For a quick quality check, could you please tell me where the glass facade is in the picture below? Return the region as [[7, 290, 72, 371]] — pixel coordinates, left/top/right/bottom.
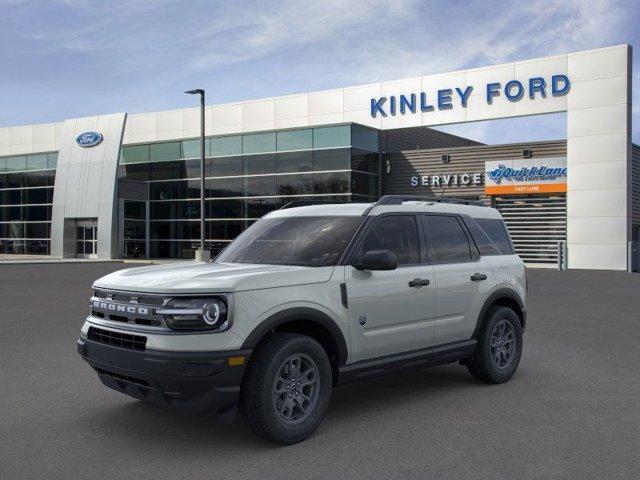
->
[[119, 124, 380, 259], [0, 152, 58, 255]]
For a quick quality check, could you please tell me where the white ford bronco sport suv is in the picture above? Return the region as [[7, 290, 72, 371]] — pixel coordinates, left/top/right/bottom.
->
[[78, 195, 526, 444]]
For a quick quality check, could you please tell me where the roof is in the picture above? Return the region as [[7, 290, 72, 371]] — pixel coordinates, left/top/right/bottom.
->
[[265, 198, 502, 219]]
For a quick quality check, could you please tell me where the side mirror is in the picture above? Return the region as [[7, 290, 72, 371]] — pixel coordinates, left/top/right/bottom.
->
[[355, 249, 398, 271]]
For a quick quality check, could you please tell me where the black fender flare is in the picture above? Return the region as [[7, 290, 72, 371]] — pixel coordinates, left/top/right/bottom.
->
[[472, 288, 526, 338], [241, 307, 349, 367]]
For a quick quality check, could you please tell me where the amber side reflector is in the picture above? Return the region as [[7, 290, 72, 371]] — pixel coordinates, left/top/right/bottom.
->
[[228, 356, 245, 366]]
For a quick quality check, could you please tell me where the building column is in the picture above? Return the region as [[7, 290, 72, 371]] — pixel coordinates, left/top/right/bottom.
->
[[566, 44, 632, 270]]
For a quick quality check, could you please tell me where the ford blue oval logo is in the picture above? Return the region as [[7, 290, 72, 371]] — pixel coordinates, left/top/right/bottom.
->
[[76, 131, 103, 148]]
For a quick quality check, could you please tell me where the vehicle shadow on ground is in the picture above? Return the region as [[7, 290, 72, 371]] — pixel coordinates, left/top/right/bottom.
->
[[78, 364, 491, 451]]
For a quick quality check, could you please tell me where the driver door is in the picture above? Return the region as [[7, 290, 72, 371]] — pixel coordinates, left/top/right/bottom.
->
[[345, 214, 436, 363]]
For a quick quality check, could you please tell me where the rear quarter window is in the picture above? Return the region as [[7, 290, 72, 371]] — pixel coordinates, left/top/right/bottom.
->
[[465, 217, 514, 255]]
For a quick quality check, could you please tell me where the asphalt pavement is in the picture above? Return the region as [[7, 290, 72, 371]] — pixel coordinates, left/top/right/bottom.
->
[[1, 263, 639, 479]]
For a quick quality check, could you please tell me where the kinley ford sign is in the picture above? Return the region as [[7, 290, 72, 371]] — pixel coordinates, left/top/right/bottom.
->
[[370, 74, 570, 117], [409, 157, 568, 195]]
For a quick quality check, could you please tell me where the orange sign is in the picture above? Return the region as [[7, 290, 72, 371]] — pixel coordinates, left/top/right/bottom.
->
[[485, 183, 567, 195]]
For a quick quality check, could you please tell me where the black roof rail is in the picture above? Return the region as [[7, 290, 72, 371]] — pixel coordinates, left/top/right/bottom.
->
[[279, 200, 351, 210], [369, 195, 486, 209]]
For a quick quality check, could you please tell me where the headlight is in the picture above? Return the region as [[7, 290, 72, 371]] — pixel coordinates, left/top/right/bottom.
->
[[157, 297, 230, 332]]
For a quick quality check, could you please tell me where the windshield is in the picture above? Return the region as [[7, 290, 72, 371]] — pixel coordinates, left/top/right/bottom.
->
[[216, 216, 362, 267]]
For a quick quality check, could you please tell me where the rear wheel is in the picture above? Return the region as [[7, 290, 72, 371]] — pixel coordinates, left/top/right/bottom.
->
[[240, 333, 332, 444], [467, 306, 522, 383]]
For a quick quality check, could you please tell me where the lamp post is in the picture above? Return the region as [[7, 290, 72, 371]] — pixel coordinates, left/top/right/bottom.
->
[[184, 89, 208, 261]]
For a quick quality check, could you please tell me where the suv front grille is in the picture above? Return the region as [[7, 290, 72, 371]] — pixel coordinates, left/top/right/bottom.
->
[[88, 326, 147, 351], [90, 290, 169, 329]]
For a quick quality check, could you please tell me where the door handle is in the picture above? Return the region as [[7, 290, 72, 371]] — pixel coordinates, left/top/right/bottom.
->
[[409, 278, 430, 288], [471, 273, 488, 282]]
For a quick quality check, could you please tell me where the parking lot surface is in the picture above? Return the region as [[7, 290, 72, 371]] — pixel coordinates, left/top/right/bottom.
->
[[1, 263, 639, 479]]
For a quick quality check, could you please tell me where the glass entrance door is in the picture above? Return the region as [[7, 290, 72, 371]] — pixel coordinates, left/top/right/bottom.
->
[[76, 221, 98, 258]]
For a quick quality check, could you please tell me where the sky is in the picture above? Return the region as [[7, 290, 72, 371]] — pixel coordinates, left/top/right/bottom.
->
[[0, 0, 638, 144]]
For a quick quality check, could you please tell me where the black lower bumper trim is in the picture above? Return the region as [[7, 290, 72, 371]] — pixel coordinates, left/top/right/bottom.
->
[[78, 338, 251, 416]]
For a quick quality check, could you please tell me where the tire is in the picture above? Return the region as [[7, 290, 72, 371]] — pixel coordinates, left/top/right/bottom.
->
[[467, 306, 523, 384], [240, 332, 332, 444]]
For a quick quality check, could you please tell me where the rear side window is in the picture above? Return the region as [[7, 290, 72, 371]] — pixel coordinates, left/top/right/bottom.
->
[[422, 215, 472, 264], [360, 215, 420, 265], [465, 217, 514, 255]]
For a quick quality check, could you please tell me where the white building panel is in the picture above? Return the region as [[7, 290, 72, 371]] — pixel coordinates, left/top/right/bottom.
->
[[513, 94, 567, 117], [156, 110, 183, 133], [422, 70, 467, 94], [422, 104, 467, 126], [568, 217, 627, 244], [275, 116, 309, 130], [466, 93, 515, 122], [275, 94, 308, 120], [567, 189, 628, 218], [307, 112, 343, 127], [343, 83, 381, 112], [242, 99, 275, 124], [567, 103, 628, 137], [308, 89, 343, 116], [514, 54, 568, 83], [465, 63, 515, 96], [343, 109, 380, 129], [569, 244, 628, 270], [567, 76, 629, 110], [568, 45, 630, 82], [567, 161, 628, 191], [567, 133, 628, 164], [10, 125, 33, 145], [212, 103, 242, 127]]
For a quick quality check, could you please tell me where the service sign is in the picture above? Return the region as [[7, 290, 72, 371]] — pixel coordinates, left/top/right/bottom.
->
[[485, 157, 567, 195]]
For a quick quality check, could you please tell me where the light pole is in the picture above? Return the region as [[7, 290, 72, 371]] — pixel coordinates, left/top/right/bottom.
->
[[185, 89, 208, 261]]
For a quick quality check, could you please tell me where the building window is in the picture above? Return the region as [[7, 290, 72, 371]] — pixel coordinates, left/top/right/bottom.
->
[[313, 126, 350, 149], [0, 151, 57, 255], [277, 129, 313, 151], [120, 123, 380, 259], [150, 142, 181, 162], [211, 136, 242, 157]]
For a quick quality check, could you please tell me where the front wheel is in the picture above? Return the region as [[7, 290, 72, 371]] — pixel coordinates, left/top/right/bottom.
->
[[240, 333, 332, 444], [467, 306, 523, 383]]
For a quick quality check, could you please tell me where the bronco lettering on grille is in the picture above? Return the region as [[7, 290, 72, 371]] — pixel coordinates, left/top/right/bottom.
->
[[91, 300, 149, 315]]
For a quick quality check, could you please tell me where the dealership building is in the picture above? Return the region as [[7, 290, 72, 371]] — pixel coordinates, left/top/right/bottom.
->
[[0, 44, 637, 270]]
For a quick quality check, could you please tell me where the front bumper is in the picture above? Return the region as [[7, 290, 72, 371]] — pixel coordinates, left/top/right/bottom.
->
[[77, 338, 252, 418]]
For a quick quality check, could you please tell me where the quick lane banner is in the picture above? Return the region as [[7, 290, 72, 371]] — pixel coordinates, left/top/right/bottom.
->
[[484, 157, 567, 195]]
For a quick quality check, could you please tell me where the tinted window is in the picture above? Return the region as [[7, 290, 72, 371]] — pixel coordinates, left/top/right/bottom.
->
[[122, 145, 149, 164], [313, 149, 350, 171], [206, 156, 243, 177], [150, 142, 181, 162], [313, 126, 350, 149], [277, 129, 312, 151], [217, 216, 362, 267], [244, 153, 276, 175], [361, 215, 419, 265], [242, 133, 276, 154], [27, 154, 48, 170], [475, 218, 513, 255], [464, 217, 500, 255], [277, 151, 313, 173], [423, 215, 471, 264]]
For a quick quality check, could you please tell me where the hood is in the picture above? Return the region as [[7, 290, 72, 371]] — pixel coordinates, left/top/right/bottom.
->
[[93, 261, 335, 294]]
